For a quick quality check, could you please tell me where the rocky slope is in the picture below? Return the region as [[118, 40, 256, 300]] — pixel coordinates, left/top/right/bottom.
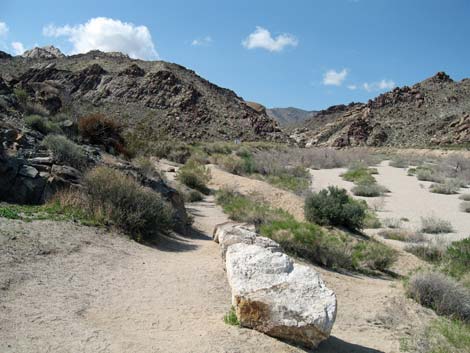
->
[[294, 72, 470, 147], [0, 46, 284, 142], [267, 107, 317, 127]]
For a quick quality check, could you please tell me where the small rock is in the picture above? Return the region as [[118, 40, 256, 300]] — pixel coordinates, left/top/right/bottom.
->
[[18, 165, 39, 178]]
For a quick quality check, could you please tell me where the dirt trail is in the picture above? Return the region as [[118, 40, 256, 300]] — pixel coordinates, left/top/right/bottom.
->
[[0, 160, 433, 353]]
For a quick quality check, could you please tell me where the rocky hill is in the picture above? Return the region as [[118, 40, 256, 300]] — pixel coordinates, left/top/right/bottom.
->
[[267, 107, 317, 127], [293, 72, 470, 148], [0, 46, 284, 142]]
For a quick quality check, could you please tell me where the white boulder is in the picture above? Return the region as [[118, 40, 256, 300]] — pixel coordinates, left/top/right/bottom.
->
[[225, 243, 337, 349]]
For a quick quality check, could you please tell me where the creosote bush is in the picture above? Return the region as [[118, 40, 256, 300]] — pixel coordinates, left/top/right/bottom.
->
[[430, 179, 461, 195], [352, 182, 388, 197], [177, 159, 211, 194], [304, 186, 366, 231], [42, 134, 87, 169], [84, 166, 173, 241]]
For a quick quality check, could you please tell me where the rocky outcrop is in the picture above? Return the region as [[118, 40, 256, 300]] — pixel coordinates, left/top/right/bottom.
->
[[1, 47, 285, 142], [297, 72, 470, 148], [213, 222, 336, 348], [22, 46, 65, 59]]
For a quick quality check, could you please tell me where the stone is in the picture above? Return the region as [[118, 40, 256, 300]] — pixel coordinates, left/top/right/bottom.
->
[[22, 46, 65, 59], [213, 222, 280, 261], [18, 165, 39, 178], [226, 243, 337, 349]]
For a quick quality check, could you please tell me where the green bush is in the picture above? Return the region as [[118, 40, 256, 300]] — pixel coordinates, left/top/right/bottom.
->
[[416, 166, 444, 183], [42, 134, 87, 169], [186, 189, 204, 202], [25, 115, 61, 135], [401, 318, 470, 353], [363, 210, 382, 229], [223, 306, 239, 326], [84, 167, 173, 241], [177, 159, 211, 194], [352, 241, 398, 271], [444, 239, 470, 280], [260, 219, 354, 270], [304, 186, 367, 231]]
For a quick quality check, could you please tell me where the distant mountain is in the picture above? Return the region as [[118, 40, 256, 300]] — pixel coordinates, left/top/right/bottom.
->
[[267, 107, 317, 127], [0, 47, 284, 142], [293, 72, 470, 148]]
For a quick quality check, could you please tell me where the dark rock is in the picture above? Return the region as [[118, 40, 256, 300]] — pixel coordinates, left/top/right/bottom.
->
[[0, 50, 12, 59], [18, 165, 39, 178]]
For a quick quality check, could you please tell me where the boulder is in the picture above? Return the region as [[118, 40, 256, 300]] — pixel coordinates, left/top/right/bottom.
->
[[226, 243, 337, 349], [213, 222, 281, 261]]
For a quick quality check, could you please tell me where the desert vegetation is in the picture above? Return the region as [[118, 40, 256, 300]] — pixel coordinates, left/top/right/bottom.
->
[[177, 159, 211, 195], [421, 216, 454, 234], [42, 134, 88, 169], [216, 187, 397, 272]]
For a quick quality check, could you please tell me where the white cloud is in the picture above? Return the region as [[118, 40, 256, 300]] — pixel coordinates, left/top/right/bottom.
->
[[191, 36, 212, 47], [363, 79, 396, 92], [43, 17, 158, 59], [323, 69, 348, 86], [0, 22, 8, 38], [11, 41, 25, 55], [242, 26, 298, 52], [347, 84, 357, 90]]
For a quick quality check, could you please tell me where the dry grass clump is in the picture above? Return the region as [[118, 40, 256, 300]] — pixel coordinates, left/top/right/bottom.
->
[[25, 114, 61, 135], [407, 271, 470, 322], [430, 179, 461, 195], [352, 182, 388, 197], [460, 201, 470, 213], [42, 134, 87, 169], [459, 194, 470, 201], [405, 242, 447, 263], [416, 166, 445, 183], [382, 217, 403, 229], [379, 229, 425, 242], [389, 156, 409, 168], [421, 216, 454, 234]]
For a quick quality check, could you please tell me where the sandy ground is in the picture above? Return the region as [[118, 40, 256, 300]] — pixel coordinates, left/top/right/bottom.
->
[[0, 160, 436, 353], [208, 165, 305, 221], [310, 161, 470, 242]]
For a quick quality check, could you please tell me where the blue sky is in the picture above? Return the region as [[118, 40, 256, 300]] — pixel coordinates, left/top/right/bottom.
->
[[1, 0, 469, 110]]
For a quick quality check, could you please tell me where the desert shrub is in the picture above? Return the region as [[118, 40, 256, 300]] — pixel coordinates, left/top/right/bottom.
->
[[416, 166, 445, 183], [42, 134, 87, 169], [407, 271, 470, 322], [401, 318, 470, 353], [363, 210, 382, 229], [177, 159, 211, 194], [421, 216, 454, 234], [379, 229, 425, 242], [215, 189, 290, 228], [383, 217, 403, 229], [460, 202, 470, 213], [304, 186, 367, 231], [260, 219, 354, 270], [186, 189, 204, 202], [300, 147, 381, 169], [352, 182, 388, 197], [459, 194, 470, 201], [202, 142, 235, 155], [25, 115, 61, 134], [214, 154, 250, 175], [341, 163, 376, 184], [430, 179, 461, 194], [84, 167, 172, 241], [352, 241, 398, 271], [444, 239, 470, 280], [133, 156, 159, 178], [78, 114, 129, 157], [389, 156, 409, 168], [405, 243, 447, 263]]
